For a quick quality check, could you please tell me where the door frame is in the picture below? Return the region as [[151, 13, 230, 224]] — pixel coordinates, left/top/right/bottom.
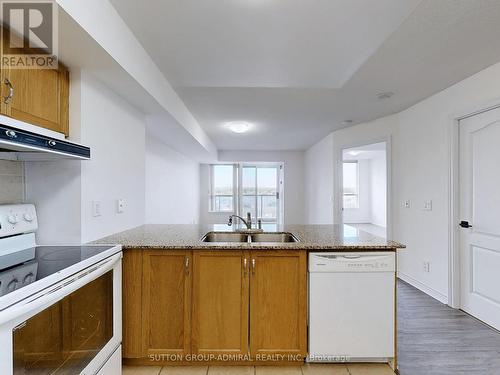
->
[[447, 99, 500, 309], [334, 136, 393, 240]]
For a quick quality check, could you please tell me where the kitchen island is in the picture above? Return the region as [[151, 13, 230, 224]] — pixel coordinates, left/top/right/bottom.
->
[[95, 224, 405, 370], [95, 223, 404, 251]]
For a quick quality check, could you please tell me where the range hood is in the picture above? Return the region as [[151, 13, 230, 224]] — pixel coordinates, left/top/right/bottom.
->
[[0, 115, 90, 161]]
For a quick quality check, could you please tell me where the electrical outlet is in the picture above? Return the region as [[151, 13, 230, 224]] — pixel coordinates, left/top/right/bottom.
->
[[423, 261, 430, 273], [404, 200, 411, 208], [92, 201, 101, 217], [117, 199, 125, 213]]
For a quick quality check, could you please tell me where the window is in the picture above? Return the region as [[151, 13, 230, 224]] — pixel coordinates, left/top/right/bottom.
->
[[209, 164, 235, 212], [240, 165, 279, 222], [208, 163, 282, 224], [343, 161, 359, 209]]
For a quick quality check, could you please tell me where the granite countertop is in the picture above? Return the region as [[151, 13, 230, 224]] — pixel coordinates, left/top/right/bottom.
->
[[93, 224, 405, 251]]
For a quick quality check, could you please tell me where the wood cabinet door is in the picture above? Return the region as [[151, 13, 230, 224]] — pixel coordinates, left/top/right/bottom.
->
[[1, 65, 69, 135], [192, 251, 250, 357], [122, 249, 143, 358], [142, 250, 192, 356], [0, 27, 69, 136], [249, 251, 307, 359]]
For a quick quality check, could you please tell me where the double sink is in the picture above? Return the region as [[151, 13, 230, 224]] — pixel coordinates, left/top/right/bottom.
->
[[201, 231, 299, 244]]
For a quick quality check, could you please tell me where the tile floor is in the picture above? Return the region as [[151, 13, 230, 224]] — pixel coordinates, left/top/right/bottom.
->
[[122, 363, 395, 375]]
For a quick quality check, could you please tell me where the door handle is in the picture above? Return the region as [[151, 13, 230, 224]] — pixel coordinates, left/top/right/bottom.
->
[[459, 221, 472, 228], [3, 78, 14, 104], [243, 258, 248, 275], [0, 253, 120, 326]]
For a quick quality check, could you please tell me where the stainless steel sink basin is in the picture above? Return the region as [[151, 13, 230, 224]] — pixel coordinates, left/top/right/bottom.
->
[[250, 232, 299, 243], [200, 231, 299, 244], [201, 232, 249, 243]]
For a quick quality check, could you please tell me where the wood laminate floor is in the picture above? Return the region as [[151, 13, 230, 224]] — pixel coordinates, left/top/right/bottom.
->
[[397, 280, 500, 375]]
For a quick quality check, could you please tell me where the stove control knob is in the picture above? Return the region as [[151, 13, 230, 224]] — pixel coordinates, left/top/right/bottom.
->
[[8, 215, 19, 224], [24, 213, 34, 222], [23, 273, 35, 284], [7, 279, 18, 292]]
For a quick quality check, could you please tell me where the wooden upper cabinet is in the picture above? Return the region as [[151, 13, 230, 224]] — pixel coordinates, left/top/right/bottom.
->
[[142, 250, 192, 356], [249, 251, 307, 359], [0, 27, 70, 136], [1, 65, 69, 135], [192, 251, 250, 356]]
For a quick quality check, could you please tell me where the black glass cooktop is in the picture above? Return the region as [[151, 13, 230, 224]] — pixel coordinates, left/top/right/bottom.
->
[[0, 245, 116, 298]]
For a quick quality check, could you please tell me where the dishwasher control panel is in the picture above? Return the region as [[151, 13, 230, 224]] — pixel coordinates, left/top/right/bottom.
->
[[309, 252, 395, 273]]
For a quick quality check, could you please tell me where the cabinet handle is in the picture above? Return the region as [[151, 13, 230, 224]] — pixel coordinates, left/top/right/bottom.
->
[[243, 258, 248, 274], [3, 78, 14, 104], [185, 257, 190, 275], [251, 258, 256, 274]]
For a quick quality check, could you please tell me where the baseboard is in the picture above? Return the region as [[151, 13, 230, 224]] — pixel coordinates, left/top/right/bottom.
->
[[397, 272, 448, 304]]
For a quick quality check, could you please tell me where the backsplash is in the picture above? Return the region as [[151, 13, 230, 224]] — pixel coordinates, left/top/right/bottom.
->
[[0, 160, 24, 204]]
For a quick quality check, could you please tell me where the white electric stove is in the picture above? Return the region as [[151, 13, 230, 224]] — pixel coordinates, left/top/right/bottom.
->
[[0, 204, 122, 375]]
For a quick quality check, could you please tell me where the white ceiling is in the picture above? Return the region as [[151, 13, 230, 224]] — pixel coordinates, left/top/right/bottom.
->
[[110, 0, 500, 150]]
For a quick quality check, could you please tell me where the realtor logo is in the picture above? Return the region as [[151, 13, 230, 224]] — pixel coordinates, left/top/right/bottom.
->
[[1, 0, 58, 69]]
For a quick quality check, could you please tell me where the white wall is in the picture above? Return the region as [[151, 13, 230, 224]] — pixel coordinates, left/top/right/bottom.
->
[[80, 71, 146, 243], [0, 161, 24, 204], [343, 150, 386, 226], [371, 152, 387, 227], [305, 60, 500, 303], [393, 61, 500, 302], [305, 117, 395, 227], [200, 150, 306, 225], [304, 133, 334, 224], [343, 159, 372, 223], [26, 70, 146, 244], [145, 134, 200, 224], [25, 160, 82, 245], [25, 70, 204, 244]]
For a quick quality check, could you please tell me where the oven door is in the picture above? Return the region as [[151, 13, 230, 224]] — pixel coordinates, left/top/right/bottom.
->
[[0, 251, 122, 375]]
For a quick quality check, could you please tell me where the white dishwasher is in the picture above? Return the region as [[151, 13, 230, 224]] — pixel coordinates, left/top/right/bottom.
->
[[308, 252, 395, 363]]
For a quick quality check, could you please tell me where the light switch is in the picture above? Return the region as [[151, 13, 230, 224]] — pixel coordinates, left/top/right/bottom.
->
[[423, 200, 432, 211], [92, 201, 101, 217]]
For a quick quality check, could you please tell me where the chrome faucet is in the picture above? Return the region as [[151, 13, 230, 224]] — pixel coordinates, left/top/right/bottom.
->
[[228, 212, 252, 230]]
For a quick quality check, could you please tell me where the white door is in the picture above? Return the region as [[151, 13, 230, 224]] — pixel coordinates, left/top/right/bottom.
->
[[459, 107, 500, 330]]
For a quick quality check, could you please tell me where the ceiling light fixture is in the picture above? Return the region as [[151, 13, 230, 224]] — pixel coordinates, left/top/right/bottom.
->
[[341, 120, 353, 125], [226, 121, 251, 134], [348, 151, 362, 156]]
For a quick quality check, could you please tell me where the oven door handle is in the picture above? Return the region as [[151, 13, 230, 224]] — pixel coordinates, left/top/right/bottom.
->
[[0, 252, 121, 326]]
